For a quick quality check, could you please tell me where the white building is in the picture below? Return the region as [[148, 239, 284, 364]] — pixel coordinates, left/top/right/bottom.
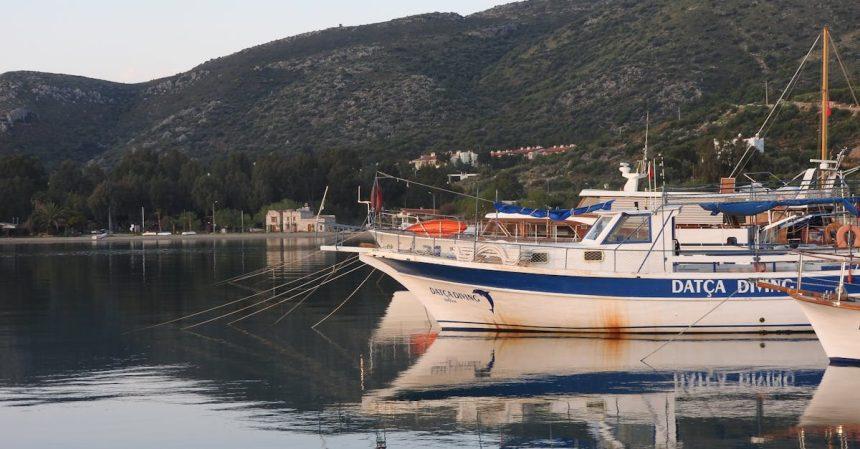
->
[[410, 152, 443, 170], [266, 204, 336, 233], [449, 150, 479, 166]]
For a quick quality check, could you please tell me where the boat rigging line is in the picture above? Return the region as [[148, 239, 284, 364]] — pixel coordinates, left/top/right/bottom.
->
[[312, 268, 377, 329], [182, 260, 366, 330], [213, 231, 363, 286], [125, 255, 359, 333], [639, 286, 743, 364], [730, 33, 822, 178], [376, 170, 494, 203], [269, 257, 353, 325]]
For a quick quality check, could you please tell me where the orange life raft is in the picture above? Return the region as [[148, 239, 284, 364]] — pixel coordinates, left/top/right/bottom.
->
[[405, 219, 467, 237]]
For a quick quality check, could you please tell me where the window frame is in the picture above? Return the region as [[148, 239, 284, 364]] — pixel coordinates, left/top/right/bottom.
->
[[604, 213, 651, 244]]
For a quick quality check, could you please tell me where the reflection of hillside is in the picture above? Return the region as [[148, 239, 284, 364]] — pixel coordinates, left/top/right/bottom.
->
[[363, 293, 828, 447]]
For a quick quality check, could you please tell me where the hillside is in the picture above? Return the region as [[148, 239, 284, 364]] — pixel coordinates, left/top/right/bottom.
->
[[0, 0, 858, 168]]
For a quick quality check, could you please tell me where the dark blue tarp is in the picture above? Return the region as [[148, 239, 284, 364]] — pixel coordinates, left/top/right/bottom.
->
[[493, 200, 614, 221], [699, 197, 860, 216]]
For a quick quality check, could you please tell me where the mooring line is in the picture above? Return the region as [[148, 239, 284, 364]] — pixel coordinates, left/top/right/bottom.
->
[[223, 262, 367, 328], [639, 288, 741, 363], [312, 268, 376, 329], [125, 256, 359, 334], [226, 255, 360, 303], [214, 231, 362, 285], [183, 262, 367, 330], [271, 263, 341, 325]]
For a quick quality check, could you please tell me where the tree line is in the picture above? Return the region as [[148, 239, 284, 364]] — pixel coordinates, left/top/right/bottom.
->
[[0, 149, 376, 235], [0, 148, 536, 236]]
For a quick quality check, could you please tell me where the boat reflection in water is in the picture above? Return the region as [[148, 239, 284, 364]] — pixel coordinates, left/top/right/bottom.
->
[[364, 292, 830, 448], [796, 365, 860, 445]]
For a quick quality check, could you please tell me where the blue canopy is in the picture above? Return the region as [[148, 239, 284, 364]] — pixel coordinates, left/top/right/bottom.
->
[[699, 197, 860, 216], [493, 200, 614, 221]]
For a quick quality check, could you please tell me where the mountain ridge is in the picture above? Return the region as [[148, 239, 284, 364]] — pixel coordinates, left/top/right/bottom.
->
[[1, 0, 857, 166]]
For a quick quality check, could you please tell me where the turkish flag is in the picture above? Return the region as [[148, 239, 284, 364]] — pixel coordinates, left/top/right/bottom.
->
[[370, 178, 383, 212]]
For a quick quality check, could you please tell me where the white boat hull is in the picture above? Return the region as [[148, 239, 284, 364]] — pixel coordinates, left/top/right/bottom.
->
[[796, 299, 860, 363], [361, 253, 813, 334]]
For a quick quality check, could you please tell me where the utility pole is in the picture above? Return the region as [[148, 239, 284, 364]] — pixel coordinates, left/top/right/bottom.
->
[[764, 80, 769, 106], [141, 206, 145, 233], [240, 211, 244, 233], [212, 201, 218, 234]]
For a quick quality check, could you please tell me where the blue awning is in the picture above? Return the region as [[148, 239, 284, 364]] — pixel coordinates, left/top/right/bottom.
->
[[493, 200, 614, 221], [699, 197, 860, 216]]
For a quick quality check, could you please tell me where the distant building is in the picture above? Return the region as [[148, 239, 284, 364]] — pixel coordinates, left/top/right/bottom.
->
[[713, 134, 764, 154], [447, 172, 479, 183], [411, 150, 480, 171], [266, 204, 336, 233], [490, 144, 576, 160], [449, 150, 479, 166], [410, 152, 444, 170]]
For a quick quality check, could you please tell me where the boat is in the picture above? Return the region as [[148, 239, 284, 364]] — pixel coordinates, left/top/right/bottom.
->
[[404, 219, 467, 237], [333, 202, 860, 333], [326, 28, 858, 334], [760, 251, 860, 363]]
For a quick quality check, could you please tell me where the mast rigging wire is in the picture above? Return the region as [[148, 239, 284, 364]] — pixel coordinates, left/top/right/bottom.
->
[[730, 33, 822, 178]]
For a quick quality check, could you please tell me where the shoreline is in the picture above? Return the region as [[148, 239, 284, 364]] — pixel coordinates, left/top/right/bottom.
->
[[0, 231, 349, 246]]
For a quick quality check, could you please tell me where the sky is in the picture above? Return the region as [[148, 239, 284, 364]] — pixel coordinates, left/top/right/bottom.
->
[[1, 0, 509, 83]]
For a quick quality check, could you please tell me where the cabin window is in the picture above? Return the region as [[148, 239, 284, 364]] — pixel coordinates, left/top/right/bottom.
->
[[583, 216, 611, 240], [605, 214, 651, 244]]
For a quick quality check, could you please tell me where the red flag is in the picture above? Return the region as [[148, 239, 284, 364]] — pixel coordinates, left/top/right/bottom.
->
[[826, 101, 833, 117], [370, 178, 383, 212], [648, 162, 654, 180]]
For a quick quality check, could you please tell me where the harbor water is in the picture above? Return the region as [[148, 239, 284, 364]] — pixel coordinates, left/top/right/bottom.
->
[[1, 236, 857, 448]]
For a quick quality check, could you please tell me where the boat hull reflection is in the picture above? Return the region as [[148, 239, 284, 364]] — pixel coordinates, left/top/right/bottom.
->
[[364, 292, 829, 448]]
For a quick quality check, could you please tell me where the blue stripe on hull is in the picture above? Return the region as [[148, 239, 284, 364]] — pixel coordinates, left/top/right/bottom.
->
[[437, 320, 810, 333], [379, 258, 850, 299], [829, 357, 860, 366]]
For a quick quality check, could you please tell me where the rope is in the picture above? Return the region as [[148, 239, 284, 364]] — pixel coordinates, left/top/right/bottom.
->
[[271, 261, 343, 325], [183, 262, 366, 329], [312, 268, 376, 329], [829, 34, 860, 107], [377, 171, 494, 203], [730, 33, 821, 178], [639, 288, 742, 363], [125, 256, 359, 333], [214, 231, 362, 285], [213, 255, 359, 305]]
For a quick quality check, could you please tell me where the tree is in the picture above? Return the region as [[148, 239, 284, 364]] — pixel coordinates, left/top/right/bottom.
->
[[0, 154, 47, 222], [29, 202, 66, 234]]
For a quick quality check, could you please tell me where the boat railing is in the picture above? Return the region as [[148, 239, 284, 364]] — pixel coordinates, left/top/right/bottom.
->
[[366, 226, 845, 274]]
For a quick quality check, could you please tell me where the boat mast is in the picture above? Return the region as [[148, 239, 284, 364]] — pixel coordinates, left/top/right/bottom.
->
[[821, 26, 829, 161]]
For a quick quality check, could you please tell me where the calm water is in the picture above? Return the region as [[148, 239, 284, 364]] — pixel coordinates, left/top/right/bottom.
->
[[1, 237, 858, 448]]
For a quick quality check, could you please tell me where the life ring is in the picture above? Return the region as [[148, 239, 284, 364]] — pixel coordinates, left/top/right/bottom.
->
[[835, 225, 860, 248], [823, 223, 842, 245]]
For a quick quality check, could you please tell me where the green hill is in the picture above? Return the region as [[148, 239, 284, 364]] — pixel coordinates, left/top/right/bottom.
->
[[1, 0, 857, 167]]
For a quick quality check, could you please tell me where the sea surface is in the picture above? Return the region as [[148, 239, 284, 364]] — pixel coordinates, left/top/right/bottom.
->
[[1, 236, 857, 448]]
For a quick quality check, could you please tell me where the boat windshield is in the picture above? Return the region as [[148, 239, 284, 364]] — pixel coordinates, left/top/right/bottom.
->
[[583, 216, 611, 241]]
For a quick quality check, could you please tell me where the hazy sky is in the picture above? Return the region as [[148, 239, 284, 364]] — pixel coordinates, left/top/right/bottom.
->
[[2, 0, 509, 83]]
